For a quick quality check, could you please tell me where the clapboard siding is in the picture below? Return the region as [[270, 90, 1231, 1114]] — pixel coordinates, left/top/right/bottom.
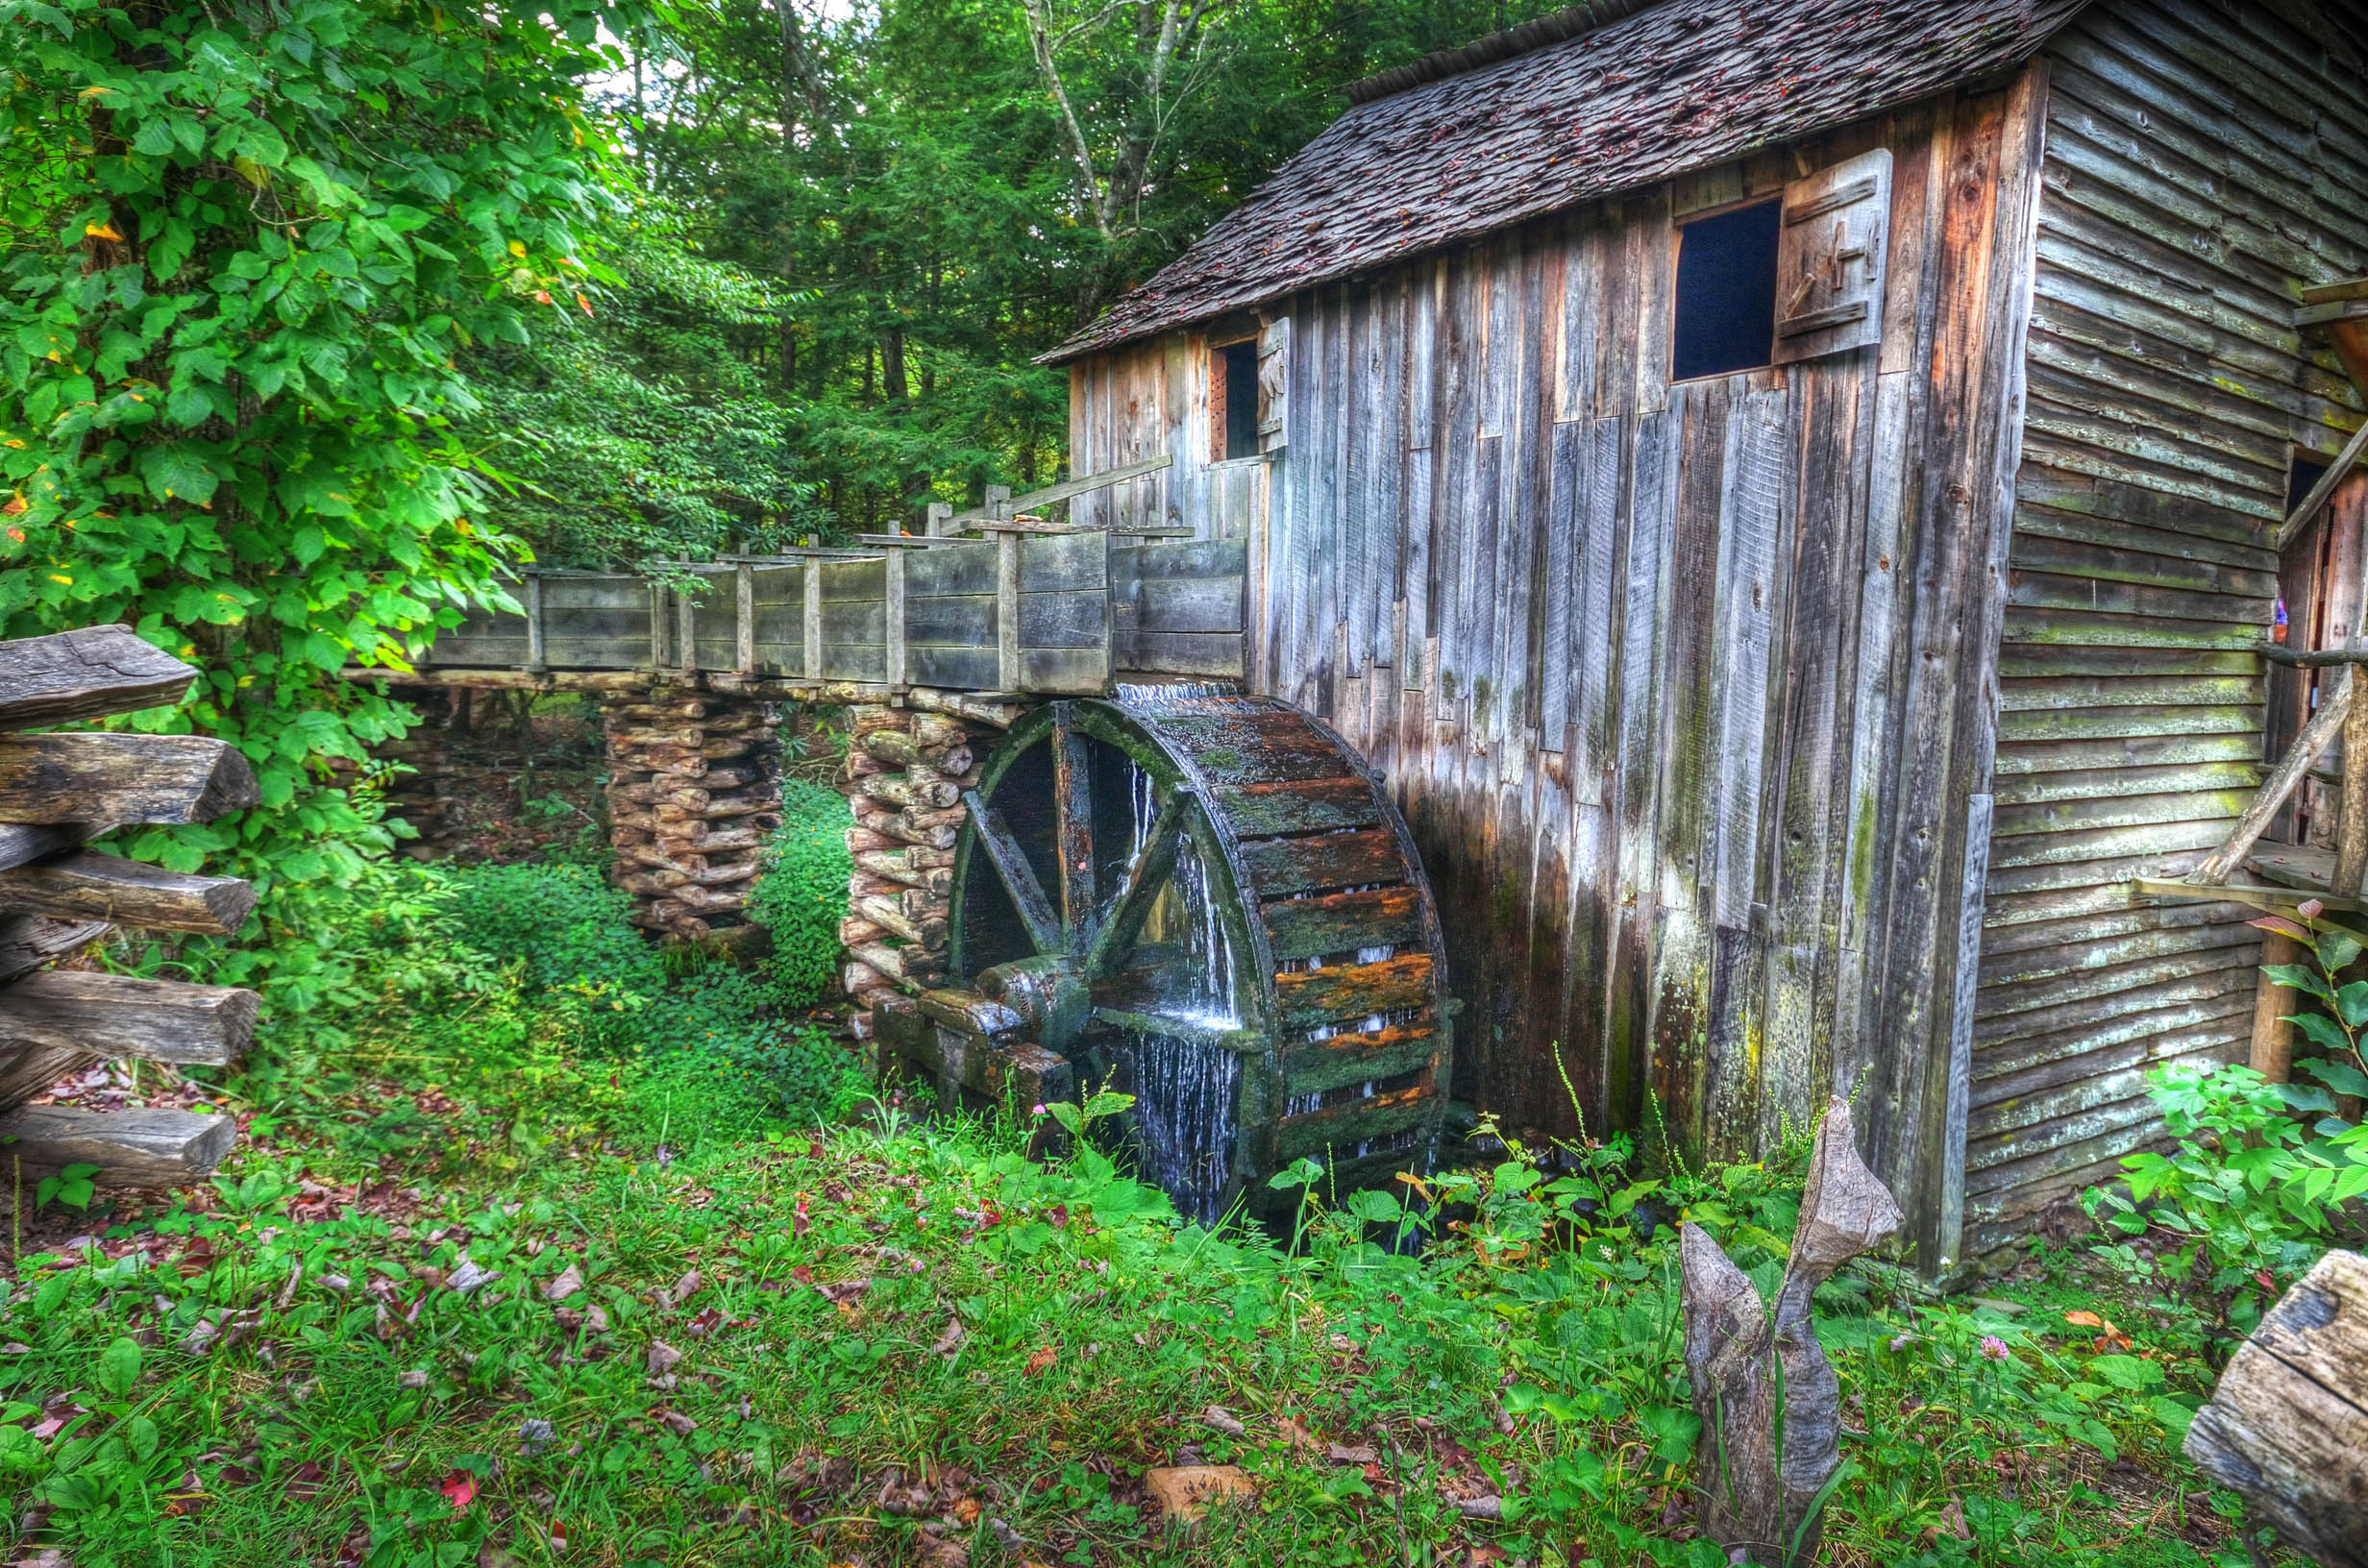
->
[[1069, 84, 2045, 1267], [1967, 0, 2368, 1256]]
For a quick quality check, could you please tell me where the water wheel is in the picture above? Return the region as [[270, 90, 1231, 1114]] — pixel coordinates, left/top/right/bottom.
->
[[935, 687, 1453, 1221]]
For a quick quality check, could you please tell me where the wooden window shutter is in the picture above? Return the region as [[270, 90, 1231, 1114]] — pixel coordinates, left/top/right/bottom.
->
[[1772, 148, 1891, 364], [1257, 316, 1290, 447]]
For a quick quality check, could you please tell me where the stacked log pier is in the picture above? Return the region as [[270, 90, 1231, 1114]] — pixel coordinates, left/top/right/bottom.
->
[[839, 701, 994, 1036], [0, 626, 263, 1188], [377, 684, 456, 853], [604, 685, 783, 943]]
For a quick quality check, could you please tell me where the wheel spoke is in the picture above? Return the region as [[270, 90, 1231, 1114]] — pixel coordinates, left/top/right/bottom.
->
[[961, 787, 1062, 956], [1083, 787, 1191, 981], [1052, 703, 1096, 954]]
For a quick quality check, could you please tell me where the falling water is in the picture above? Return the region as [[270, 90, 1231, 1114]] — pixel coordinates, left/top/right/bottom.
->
[[1112, 680, 1243, 707], [1119, 1032, 1242, 1224]]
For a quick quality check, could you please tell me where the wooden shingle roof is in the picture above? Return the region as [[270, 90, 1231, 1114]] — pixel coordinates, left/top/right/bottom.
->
[[1047, 0, 2087, 361]]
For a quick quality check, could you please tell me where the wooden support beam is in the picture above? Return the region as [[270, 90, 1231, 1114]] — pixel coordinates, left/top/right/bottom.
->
[[2189, 673, 2354, 886], [0, 1105, 235, 1185], [0, 734, 257, 825], [2184, 1249, 2368, 1568], [2257, 641, 2368, 668], [2342, 690, 2368, 896], [0, 969, 260, 1066], [945, 454, 1172, 527], [0, 850, 255, 935], [0, 625, 195, 730], [2271, 419, 2368, 548], [339, 667, 654, 693]]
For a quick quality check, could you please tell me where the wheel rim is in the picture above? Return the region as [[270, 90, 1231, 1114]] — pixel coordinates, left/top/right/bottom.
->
[[947, 691, 1452, 1221]]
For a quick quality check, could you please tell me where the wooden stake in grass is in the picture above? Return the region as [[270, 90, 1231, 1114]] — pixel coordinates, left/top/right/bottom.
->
[[1680, 1097, 1903, 1567]]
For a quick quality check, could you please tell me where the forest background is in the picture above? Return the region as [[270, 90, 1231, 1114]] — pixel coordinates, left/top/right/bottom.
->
[[0, 0, 1563, 994]]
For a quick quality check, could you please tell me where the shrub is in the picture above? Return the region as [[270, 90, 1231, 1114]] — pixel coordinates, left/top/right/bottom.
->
[[444, 861, 665, 1002], [748, 779, 853, 1005]]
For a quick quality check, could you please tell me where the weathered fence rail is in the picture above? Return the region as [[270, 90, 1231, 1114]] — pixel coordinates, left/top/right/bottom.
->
[[418, 530, 1247, 694], [0, 626, 260, 1190]]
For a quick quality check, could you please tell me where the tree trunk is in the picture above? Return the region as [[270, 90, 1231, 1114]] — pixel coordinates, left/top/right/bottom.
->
[[1682, 1099, 1904, 1566]]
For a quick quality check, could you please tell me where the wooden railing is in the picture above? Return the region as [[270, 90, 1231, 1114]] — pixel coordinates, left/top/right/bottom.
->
[[403, 458, 1247, 696], [0, 627, 261, 1190]]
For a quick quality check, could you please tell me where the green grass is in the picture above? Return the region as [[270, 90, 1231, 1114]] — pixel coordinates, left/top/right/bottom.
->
[[0, 858, 2279, 1568]]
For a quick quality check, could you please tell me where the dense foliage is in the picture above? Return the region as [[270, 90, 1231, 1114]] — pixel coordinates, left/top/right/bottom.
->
[[746, 779, 857, 1006], [0, 0, 646, 1001]]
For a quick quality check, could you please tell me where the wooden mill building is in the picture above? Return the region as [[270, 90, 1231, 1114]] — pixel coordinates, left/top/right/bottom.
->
[[1045, 0, 2368, 1267]]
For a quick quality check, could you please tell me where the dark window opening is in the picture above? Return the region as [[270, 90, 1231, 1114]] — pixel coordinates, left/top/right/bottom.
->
[[2289, 453, 2331, 514], [1216, 339, 1261, 460], [1672, 199, 1782, 381]]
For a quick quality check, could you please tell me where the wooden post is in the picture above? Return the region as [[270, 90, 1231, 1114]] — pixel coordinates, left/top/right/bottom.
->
[[676, 585, 697, 678], [885, 548, 907, 692], [648, 579, 670, 672], [925, 501, 954, 538], [2184, 1249, 2368, 1568], [803, 560, 824, 681], [2251, 932, 2302, 1083], [735, 562, 756, 674], [986, 483, 1012, 525], [997, 530, 1022, 694], [524, 572, 546, 673]]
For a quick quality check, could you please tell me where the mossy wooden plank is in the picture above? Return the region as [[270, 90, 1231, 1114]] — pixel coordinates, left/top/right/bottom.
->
[[1271, 1083, 1434, 1161], [1994, 703, 2256, 743], [1990, 787, 2250, 839], [1239, 828, 1404, 897], [1996, 674, 2259, 711], [1992, 760, 2259, 805], [1990, 730, 2261, 772], [1207, 780, 1381, 837], [1999, 606, 2267, 650], [1260, 885, 1423, 961], [1985, 816, 2231, 870], [1278, 1020, 1438, 1096], [1272, 952, 1434, 1030]]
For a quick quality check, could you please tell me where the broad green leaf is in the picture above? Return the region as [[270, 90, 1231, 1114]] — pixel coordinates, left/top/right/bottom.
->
[[94, 1337, 141, 1398], [2337, 980, 2368, 1027], [2300, 1058, 2368, 1098]]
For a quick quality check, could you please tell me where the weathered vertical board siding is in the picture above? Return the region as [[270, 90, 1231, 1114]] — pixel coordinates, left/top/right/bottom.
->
[[1969, 0, 2368, 1255], [1069, 86, 2044, 1258]]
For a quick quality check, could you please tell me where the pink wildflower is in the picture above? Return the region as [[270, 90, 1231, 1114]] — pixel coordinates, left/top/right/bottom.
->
[[1979, 1335, 2011, 1362]]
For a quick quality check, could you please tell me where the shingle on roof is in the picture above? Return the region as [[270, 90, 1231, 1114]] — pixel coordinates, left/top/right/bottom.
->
[[1047, 0, 2086, 362]]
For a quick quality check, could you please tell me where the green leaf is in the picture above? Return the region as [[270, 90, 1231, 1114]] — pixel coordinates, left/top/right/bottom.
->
[[94, 1337, 141, 1398], [2337, 980, 2368, 1028], [125, 1416, 158, 1462], [2149, 1395, 2198, 1437], [135, 446, 219, 505], [2318, 930, 2364, 972], [2266, 964, 2334, 1001], [2300, 1058, 2368, 1098], [2287, 1011, 2354, 1056]]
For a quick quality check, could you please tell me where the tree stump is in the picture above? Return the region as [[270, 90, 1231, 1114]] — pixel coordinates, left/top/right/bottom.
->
[[1681, 1097, 1903, 1566], [2183, 1249, 2368, 1567]]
